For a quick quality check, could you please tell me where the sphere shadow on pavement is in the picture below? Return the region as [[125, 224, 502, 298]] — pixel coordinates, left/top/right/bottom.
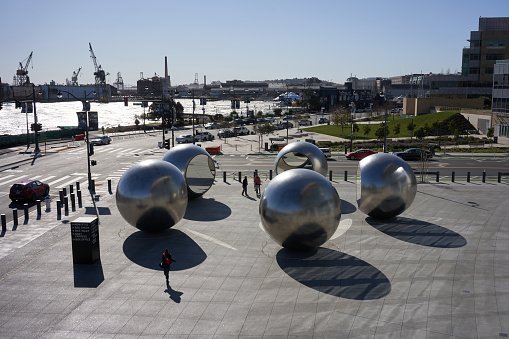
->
[[123, 229, 207, 270], [276, 247, 391, 300], [366, 217, 467, 248], [340, 199, 357, 215], [184, 197, 232, 221]]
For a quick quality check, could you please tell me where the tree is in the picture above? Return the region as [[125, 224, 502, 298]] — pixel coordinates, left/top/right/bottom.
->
[[415, 127, 426, 140], [330, 106, 350, 136], [363, 124, 371, 136], [353, 123, 359, 134], [393, 123, 401, 137], [253, 122, 275, 152], [148, 98, 183, 124], [273, 108, 282, 116], [375, 125, 385, 140], [134, 118, 140, 129]]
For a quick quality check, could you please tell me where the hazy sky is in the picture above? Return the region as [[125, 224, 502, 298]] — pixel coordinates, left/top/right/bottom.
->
[[1, 0, 507, 87]]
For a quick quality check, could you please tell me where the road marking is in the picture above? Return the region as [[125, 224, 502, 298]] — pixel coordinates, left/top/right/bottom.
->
[[55, 177, 84, 189], [118, 148, 134, 154], [186, 229, 237, 250], [46, 175, 71, 186], [0, 174, 29, 186]]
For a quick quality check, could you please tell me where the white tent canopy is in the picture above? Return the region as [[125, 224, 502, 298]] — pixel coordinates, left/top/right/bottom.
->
[[274, 92, 301, 101]]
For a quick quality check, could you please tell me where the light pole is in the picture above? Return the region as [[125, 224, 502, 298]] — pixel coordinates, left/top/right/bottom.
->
[[57, 90, 96, 190], [188, 89, 196, 144], [31, 84, 40, 153], [380, 91, 388, 152], [350, 91, 357, 152]]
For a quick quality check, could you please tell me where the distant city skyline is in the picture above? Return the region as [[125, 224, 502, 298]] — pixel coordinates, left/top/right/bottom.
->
[[1, 0, 507, 87]]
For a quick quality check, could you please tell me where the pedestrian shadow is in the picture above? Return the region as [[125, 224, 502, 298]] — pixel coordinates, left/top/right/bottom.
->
[[365, 217, 467, 248], [123, 229, 207, 270], [165, 285, 183, 303], [73, 259, 104, 288], [184, 197, 231, 221], [277, 247, 391, 300]]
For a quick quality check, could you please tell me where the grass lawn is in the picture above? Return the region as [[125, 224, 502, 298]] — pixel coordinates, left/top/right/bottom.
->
[[304, 111, 459, 140]]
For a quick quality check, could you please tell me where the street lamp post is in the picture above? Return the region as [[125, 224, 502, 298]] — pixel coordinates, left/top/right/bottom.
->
[[57, 90, 96, 190], [32, 84, 40, 153], [380, 92, 388, 153], [350, 91, 357, 152]]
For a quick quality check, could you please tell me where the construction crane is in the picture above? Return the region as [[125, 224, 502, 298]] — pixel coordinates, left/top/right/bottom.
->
[[88, 43, 109, 98], [71, 67, 81, 85], [114, 72, 124, 93], [15, 51, 33, 86]]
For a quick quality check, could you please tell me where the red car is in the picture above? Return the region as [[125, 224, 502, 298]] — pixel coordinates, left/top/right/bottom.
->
[[9, 180, 50, 202], [345, 149, 378, 160]]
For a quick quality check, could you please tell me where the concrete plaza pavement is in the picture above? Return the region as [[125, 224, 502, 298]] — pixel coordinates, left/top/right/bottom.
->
[[0, 155, 509, 338]]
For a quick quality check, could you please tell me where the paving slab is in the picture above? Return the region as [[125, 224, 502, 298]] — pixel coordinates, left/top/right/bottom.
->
[[0, 173, 508, 338]]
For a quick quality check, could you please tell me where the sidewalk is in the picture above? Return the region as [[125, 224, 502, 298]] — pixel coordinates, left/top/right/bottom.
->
[[0, 175, 508, 337]]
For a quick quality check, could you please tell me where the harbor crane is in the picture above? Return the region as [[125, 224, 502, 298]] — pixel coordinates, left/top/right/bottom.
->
[[88, 42, 109, 98], [71, 67, 81, 85], [14, 51, 33, 86]]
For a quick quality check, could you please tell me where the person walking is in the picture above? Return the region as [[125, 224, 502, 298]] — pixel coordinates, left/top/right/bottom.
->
[[242, 176, 248, 196], [254, 173, 262, 197], [161, 249, 175, 285]]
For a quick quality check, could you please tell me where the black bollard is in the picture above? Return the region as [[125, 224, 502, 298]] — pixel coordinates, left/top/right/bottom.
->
[[329, 170, 333, 181], [70, 184, 74, 194], [238, 172, 241, 182], [13, 210, 18, 226], [344, 170, 348, 181], [59, 190, 64, 202], [36, 200, 42, 216], [63, 187, 67, 197], [467, 172, 471, 182], [108, 179, 112, 193], [76, 181, 80, 191], [269, 170, 272, 180], [436, 171, 439, 183], [482, 170, 486, 183], [64, 197, 69, 215], [452, 171, 455, 182], [498, 172, 502, 183], [24, 203, 29, 220], [1, 214, 6, 233], [70, 193, 76, 211], [223, 171, 226, 182], [77, 190, 82, 207], [57, 201, 61, 217]]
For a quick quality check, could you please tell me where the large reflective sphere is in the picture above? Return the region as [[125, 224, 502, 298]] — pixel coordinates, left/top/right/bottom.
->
[[116, 159, 188, 232], [357, 153, 417, 219], [275, 141, 328, 177], [260, 169, 341, 251], [162, 144, 216, 199]]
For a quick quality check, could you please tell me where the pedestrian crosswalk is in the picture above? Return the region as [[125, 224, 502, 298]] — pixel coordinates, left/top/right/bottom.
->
[[64, 146, 152, 156]]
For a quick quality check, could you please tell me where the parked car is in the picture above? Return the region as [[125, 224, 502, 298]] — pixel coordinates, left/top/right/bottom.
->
[[318, 118, 329, 124], [90, 135, 111, 145], [176, 134, 194, 143], [9, 179, 50, 202], [204, 122, 218, 129], [233, 126, 250, 136], [243, 117, 256, 125], [278, 122, 294, 129], [218, 129, 234, 138], [194, 131, 215, 141], [265, 116, 275, 122], [299, 120, 312, 126], [319, 147, 331, 158], [393, 148, 433, 161], [234, 119, 245, 126], [256, 118, 266, 123], [345, 149, 378, 160]]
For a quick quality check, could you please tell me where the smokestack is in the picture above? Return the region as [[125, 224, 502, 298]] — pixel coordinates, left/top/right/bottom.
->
[[165, 56, 168, 78], [204, 75, 206, 88]]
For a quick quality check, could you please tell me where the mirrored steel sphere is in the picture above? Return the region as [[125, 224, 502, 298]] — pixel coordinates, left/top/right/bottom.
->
[[162, 144, 216, 199], [357, 153, 417, 219], [116, 159, 188, 232], [259, 168, 341, 251], [275, 141, 328, 177]]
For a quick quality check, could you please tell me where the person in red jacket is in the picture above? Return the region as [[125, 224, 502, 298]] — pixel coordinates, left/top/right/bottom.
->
[[161, 249, 175, 285], [254, 173, 262, 197]]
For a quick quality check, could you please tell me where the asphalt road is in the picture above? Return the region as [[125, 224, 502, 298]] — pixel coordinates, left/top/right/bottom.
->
[[0, 132, 508, 223]]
